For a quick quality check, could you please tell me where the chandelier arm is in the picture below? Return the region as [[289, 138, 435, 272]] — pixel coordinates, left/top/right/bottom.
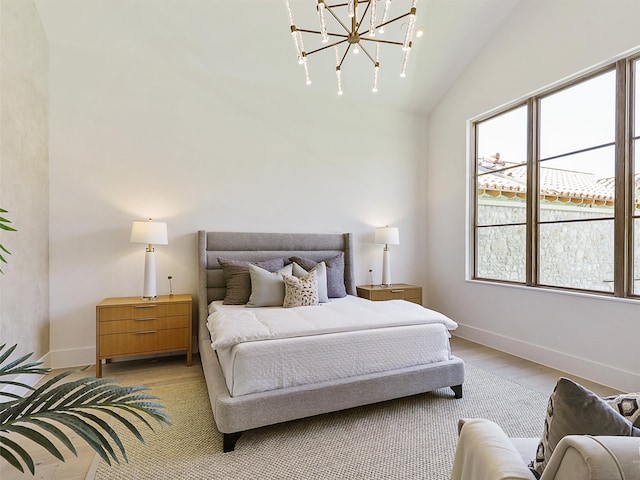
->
[[307, 38, 349, 56], [326, 32, 350, 38], [356, 1, 371, 33], [375, 11, 413, 30], [325, 0, 372, 6], [324, 4, 352, 35], [296, 27, 348, 38], [297, 28, 349, 41], [359, 37, 403, 46], [358, 43, 377, 65], [338, 44, 351, 68]]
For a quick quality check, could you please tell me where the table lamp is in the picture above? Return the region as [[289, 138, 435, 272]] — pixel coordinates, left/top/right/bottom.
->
[[375, 226, 400, 287], [130, 218, 168, 299]]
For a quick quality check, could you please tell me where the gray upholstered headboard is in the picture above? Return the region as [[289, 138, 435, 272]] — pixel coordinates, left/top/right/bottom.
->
[[197, 231, 355, 331]]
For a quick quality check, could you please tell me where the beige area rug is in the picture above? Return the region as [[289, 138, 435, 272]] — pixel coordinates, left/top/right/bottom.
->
[[88, 364, 549, 480]]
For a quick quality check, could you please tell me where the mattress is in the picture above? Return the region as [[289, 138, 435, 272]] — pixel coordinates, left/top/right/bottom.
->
[[208, 296, 455, 397]]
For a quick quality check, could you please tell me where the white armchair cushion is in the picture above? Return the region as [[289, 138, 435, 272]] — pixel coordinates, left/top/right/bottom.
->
[[452, 419, 640, 480], [451, 419, 536, 480]]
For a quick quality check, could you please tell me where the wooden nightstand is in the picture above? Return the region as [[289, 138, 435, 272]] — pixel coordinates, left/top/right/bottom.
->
[[356, 284, 422, 304], [95, 294, 192, 377]]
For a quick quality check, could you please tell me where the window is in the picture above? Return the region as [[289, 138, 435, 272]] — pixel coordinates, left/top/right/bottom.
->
[[634, 59, 640, 295], [475, 106, 527, 283], [471, 54, 640, 299]]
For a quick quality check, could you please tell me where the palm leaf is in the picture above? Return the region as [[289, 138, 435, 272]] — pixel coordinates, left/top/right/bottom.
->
[[0, 344, 170, 474], [4, 424, 65, 461], [0, 344, 48, 377], [72, 410, 128, 461], [1, 435, 35, 474], [0, 208, 15, 273], [26, 418, 77, 456]]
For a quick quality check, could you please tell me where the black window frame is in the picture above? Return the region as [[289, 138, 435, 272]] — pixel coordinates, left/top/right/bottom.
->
[[469, 54, 640, 300]]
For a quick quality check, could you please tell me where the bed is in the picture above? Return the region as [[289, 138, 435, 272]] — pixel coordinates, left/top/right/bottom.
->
[[198, 231, 465, 452]]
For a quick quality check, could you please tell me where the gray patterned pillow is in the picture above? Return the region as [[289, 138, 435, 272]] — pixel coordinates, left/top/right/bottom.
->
[[604, 392, 640, 427], [289, 253, 346, 298], [533, 378, 640, 476], [218, 257, 286, 305], [282, 271, 319, 308]]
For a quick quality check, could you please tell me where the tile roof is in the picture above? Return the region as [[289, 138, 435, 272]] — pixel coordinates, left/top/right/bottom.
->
[[476, 154, 633, 207]]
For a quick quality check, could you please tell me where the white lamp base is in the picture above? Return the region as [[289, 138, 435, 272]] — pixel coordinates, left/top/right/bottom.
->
[[381, 248, 391, 287], [142, 250, 157, 299]]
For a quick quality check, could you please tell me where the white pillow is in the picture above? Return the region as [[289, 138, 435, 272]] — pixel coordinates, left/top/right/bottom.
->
[[247, 264, 293, 307], [292, 262, 328, 303]]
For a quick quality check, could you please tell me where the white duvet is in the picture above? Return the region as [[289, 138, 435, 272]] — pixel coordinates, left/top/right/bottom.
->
[[207, 295, 457, 349]]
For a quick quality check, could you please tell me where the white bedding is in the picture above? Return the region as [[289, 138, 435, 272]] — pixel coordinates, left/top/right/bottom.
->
[[207, 296, 458, 397], [207, 295, 457, 349]]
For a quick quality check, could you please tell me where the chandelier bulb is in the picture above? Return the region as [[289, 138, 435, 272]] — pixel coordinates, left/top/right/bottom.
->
[[353, 44, 360, 55]]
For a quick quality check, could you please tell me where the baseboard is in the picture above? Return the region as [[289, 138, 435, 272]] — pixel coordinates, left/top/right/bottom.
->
[[454, 324, 640, 392], [50, 346, 95, 369], [49, 342, 198, 370]]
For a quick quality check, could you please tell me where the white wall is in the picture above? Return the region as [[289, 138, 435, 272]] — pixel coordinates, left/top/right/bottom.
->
[[0, 0, 49, 363], [426, 0, 640, 391], [47, 41, 428, 367]]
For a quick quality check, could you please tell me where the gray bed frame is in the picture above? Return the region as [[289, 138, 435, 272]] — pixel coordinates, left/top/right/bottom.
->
[[197, 231, 465, 452]]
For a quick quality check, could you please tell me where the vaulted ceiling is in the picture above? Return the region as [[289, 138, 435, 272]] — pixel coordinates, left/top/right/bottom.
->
[[35, 0, 521, 115]]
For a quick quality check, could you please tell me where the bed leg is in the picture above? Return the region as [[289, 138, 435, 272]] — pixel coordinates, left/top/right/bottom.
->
[[223, 432, 242, 452], [451, 384, 463, 399]]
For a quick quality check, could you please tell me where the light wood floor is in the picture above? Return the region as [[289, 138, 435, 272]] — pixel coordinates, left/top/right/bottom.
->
[[1, 337, 620, 480]]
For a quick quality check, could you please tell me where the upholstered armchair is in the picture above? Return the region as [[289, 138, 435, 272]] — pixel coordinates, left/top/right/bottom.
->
[[451, 418, 640, 480]]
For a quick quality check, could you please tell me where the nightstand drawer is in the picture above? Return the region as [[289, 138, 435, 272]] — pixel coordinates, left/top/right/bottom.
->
[[356, 284, 422, 304], [99, 327, 190, 357], [98, 315, 191, 335], [98, 303, 190, 321], [368, 288, 421, 302]]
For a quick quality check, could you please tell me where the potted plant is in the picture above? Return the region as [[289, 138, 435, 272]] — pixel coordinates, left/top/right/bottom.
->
[[0, 209, 170, 474]]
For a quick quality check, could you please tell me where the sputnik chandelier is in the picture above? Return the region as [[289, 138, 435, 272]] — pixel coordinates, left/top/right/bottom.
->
[[285, 0, 419, 95]]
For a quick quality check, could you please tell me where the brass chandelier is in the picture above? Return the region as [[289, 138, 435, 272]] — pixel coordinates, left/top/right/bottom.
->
[[285, 0, 419, 95]]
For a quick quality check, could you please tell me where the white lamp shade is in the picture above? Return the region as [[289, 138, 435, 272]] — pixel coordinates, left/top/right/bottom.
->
[[375, 226, 400, 245], [130, 220, 168, 246]]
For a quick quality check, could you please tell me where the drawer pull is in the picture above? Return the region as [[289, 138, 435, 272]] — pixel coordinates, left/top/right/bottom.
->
[[134, 304, 158, 308], [134, 330, 158, 334], [135, 317, 158, 321], [391, 289, 405, 293]]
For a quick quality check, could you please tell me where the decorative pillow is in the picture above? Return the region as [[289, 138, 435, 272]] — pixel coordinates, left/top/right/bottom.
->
[[532, 378, 640, 476], [289, 253, 346, 298], [247, 264, 293, 307], [292, 262, 329, 303], [282, 271, 319, 308], [604, 392, 640, 427], [218, 257, 286, 305]]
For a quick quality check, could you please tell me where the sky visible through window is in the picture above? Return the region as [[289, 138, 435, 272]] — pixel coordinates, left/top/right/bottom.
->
[[477, 70, 617, 178]]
